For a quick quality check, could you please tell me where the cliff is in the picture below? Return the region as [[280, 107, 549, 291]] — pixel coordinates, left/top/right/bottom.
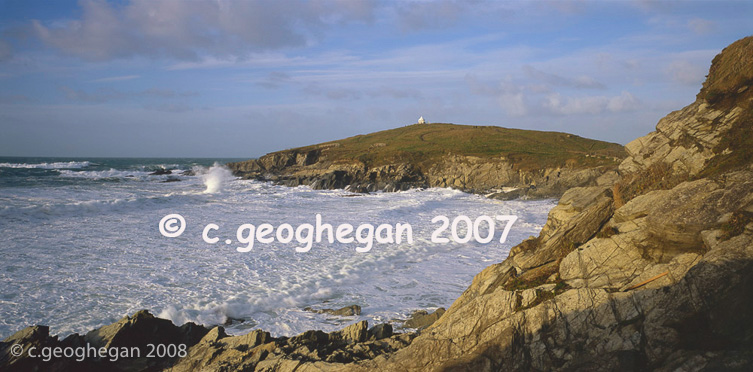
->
[[3, 36, 753, 371], [227, 124, 626, 199]]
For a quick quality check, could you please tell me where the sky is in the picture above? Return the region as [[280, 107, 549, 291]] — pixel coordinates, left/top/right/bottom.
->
[[0, 0, 750, 158]]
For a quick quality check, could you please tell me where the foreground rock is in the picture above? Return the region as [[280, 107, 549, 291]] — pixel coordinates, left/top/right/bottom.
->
[[1, 311, 414, 372], [0, 310, 209, 371]]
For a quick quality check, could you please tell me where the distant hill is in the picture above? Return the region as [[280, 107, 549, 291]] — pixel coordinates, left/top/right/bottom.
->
[[278, 123, 625, 171], [228, 123, 626, 198]]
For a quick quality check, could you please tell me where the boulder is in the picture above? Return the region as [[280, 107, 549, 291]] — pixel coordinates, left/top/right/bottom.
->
[[368, 324, 393, 340], [404, 308, 446, 329]]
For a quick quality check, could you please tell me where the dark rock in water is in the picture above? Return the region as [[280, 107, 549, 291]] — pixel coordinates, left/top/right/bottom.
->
[[368, 323, 393, 340], [162, 177, 181, 183], [345, 184, 370, 193], [488, 188, 526, 200], [304, 304, 362, 316], [331, 305, 361, 316], [223, 317, 245, 326], [180, 170, 195, 176], [149, 169, 172, 175], [404, 307, 446, 329]]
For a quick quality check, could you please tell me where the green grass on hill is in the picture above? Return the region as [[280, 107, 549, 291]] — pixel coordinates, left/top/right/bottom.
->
[[274, 123, 626, 170]]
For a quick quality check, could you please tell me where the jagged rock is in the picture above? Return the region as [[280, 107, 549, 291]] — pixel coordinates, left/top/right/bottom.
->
[[1, 310, 210, 372], [304, 304, 362, 316], [404, 308, 446, 329], [84, 310, 208, 350], [509, 186, 615, 271], [149, 169, 172, 175], [368, 324, 393, 340], [559, 236, 649, 289], [333, 321, 368, 343]]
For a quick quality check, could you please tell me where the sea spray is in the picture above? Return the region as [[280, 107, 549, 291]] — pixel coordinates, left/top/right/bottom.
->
[[200, 163, 234, 193]]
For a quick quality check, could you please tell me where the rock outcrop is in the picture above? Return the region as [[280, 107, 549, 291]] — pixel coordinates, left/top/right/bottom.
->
[[3, 36, 752, 372], [0, 311, 413, 372], [227, 125, 625, 199]]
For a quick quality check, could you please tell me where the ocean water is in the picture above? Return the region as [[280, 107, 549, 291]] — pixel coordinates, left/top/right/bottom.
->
[[0, 157, 556, 339]]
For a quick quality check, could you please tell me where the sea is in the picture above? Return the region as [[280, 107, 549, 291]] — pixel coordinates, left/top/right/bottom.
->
[[0, 157, 556, 339]]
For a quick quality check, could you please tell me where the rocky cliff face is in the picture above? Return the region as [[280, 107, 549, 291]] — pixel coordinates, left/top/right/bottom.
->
[[3, 37, 752, 372]]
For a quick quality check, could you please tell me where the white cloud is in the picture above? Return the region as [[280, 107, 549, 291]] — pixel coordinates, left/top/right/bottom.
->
[[666, 60, 706, 85], [499, 93, 527, 117], [543, 91, 640, 115], [607, 91, 640, 112], [687, 18, 715, 35], [61, 86, 196, 103], [29, 0, 377, 61], [523, 65, 605, 89]]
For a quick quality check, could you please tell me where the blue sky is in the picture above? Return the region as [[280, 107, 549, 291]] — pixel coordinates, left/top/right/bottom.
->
[[0, 0, 750, 157]]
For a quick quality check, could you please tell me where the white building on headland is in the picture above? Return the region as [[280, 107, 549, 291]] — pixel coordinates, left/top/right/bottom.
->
[[418, 116, 426, 124]]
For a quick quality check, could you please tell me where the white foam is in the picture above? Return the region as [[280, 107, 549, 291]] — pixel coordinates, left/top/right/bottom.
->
[[0, 177, 556, 339], [197, 163, 234, 194], [57, 168, 191, 180], [0, 161, 91, 169]]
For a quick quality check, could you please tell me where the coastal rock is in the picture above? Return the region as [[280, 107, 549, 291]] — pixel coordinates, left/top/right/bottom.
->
[[84, 310, 208, 350], [404, 308, 446, 330], [227, 127, 624, 199], [1, 310, 210, 372], [509, 186, 614, 271], [304, 304, 362, 316], [367, 324, 393, 340], [169, 320, 415, 371], [333, 321, 368, 343]]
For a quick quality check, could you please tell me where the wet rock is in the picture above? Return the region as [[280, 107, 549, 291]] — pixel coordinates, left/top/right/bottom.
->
[[304, 304, 361, 316]]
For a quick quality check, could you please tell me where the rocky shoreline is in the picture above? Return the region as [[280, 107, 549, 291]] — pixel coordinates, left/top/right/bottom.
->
[[3, 36, 753, 371], [226, 127, 625, 200]]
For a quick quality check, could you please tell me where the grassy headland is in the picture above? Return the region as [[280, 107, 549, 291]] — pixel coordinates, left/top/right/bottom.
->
[[268, 123, 625, 171]]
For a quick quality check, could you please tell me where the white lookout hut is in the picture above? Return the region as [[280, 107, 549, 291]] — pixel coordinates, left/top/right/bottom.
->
[[418, 116, 426, 124]]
